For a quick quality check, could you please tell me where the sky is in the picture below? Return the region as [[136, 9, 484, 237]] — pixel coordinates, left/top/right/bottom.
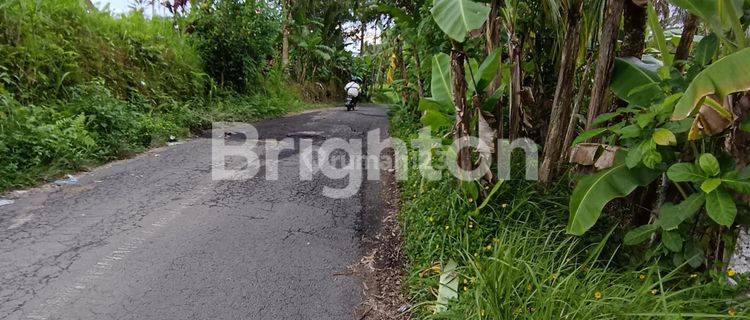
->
[[94, 0, 171, 16], [93, 0, 130, 13]]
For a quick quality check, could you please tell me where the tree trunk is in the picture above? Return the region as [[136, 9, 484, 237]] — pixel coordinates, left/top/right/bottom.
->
[[360, 21, 366, 54], [395, 37, 411, 107], [281, 0, 291, 72], [561, 54, 595, 162], [621, 0, 647, 58], [452, 43, 472, 173], [282, 26, 290, 71], [729, 92, 750, 167], [539, 1, 584, 185], [412, 44, 425, 99], [675, 14, 698, 71], [487, 0, 504, 139], [585, 0, 624, 131], [508, 28, 523, 140]]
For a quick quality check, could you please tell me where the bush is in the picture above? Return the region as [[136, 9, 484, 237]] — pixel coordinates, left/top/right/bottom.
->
[[0, 0, 205, 104], [388, 106, 750, 319], [0, 0, 311, 192], [190, 0, 281, 92]]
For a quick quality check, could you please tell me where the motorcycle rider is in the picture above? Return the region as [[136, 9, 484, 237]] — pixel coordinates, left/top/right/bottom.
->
[[344, 77, 362, 110]]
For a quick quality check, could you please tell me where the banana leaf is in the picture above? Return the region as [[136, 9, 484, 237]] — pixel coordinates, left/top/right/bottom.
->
[[567, 153, 661, 236], [431, 0, 490, 43], [672, 48, 750, 120]]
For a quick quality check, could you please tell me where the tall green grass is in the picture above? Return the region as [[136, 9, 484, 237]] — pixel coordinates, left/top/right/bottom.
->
[[389, 107, 750, 319], [0, 0, 204, 103], [0, 0, 309, 191]]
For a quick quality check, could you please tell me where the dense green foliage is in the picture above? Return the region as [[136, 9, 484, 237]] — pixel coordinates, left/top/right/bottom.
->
[[191, 0, 280, 91], [371, 0, 750, 317], [565, 1, 750, 272], [0, 0, 311, 191], [3, 0, 750, 317], [0, 0, 204, 103], [390, 107, 750, 319]]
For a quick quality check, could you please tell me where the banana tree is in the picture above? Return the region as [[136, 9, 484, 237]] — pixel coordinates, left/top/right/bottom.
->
[[539, 0, 585, 185], [429, 0, 491, 173], [291, 26, 335, 82], [566, 4, 750, 268], [584, 0, 625, 131], [500, 0, 524, 140]]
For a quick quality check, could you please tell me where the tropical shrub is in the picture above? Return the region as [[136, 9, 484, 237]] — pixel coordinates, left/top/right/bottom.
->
[[566, 1, 750, 269], [0, 0, 311, 191], [0, 0, 205, 104], [190, 0, 281, 91]]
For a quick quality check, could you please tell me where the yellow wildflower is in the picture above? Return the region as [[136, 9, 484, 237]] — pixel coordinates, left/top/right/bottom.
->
[[595, 292, 603, 301], [484, 245, 493, 252], [651, 289, 659, 296], [729, 308, 737, 317], [639, 274, 646, 281], [444, 225, 450, 230], [501, 203, 509, 209], [468, 222, 474, 229], [463, 286, 468, 292], [728, 269, 737, 277]]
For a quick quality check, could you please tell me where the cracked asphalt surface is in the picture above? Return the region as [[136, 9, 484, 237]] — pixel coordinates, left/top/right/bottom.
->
[[0, 105, 391, 320]]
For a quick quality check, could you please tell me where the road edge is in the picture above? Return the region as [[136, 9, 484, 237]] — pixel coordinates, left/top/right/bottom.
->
[[353, 125, 410, 320]]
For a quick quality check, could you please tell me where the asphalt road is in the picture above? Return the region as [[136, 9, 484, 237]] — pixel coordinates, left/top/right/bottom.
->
[[0, 105, 390, 320]]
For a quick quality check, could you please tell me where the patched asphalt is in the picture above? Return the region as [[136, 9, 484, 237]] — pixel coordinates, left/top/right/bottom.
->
[[0, 105, 391, 320]]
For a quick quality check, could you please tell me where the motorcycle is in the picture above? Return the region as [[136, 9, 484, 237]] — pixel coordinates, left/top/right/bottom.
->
[[344, 79, 361, 111], [345, 95, 358, 111]]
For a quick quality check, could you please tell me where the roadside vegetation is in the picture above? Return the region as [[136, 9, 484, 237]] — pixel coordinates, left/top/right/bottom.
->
[[391, 108, 749, 318], [4, 0, 750, 318], [366, 0, 750, 318], [0, 0, 358, 191]]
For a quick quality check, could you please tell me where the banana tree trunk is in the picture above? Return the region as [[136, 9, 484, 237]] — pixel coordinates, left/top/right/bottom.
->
[[585, 0, 625, 131], [730, 92, 750, 167], [539, 1, 584, 185], [395, 37, 411, 108], [487, 0, 504, 139], [412, 44, 425, 99], [621, 0, 647, 58], [282, 27, 290, 72], [508, 30, 523, 140], [675, 14, 698, 72], [452, 43, 472, 173], [360, 21, 366, 54], [281, 0, 291, 72], [561, 54, 594, 162]]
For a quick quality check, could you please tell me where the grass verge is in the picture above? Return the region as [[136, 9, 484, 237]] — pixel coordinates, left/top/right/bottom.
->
[[0, 81, 316, 192], [388, 107, 750, 319]]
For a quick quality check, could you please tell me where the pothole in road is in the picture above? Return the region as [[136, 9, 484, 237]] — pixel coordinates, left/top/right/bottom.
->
[[287, 131, 327, 139]]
